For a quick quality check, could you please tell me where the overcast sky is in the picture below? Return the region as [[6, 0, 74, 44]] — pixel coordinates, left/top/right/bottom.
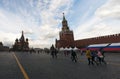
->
[[0, 0, 120, 48]]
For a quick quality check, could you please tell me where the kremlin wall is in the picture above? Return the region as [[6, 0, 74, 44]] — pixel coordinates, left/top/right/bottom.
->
[[75, 34, 120, 48], [2, 14, 119, 51], [55, 14, 120, 49]]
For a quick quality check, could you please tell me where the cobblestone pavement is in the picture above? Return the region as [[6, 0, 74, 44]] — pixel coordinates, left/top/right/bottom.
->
[[0, 52, 120, 79]]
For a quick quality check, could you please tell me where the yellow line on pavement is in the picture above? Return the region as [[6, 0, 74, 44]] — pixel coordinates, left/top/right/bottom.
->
[[12, 52, 30, 79]]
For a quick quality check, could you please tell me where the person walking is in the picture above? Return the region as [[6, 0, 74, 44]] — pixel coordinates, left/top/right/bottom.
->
[[97, 43, 111, 64], [91, 50, 99, 65], [85, 48, 94, 65], [97, 50, 106, 64], [50, 45, 56, 59], [71, 50, 77, 62]]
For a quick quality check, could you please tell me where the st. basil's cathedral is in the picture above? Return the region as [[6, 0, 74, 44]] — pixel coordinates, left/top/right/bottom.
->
[[12, 31, 29, 51]]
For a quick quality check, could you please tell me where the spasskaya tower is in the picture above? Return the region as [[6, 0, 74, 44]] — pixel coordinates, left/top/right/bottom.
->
[[55, 13, 74, 48]]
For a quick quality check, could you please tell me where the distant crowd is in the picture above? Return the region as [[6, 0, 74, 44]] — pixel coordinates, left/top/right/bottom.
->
[[49, 45, 107, 66], [9, 45, 107, 66]]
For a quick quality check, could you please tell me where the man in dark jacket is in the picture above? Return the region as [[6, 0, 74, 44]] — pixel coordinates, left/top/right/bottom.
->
[[71, 50, 77, 62]]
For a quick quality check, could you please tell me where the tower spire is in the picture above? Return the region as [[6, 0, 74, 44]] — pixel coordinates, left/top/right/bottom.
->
[[20, 30, 25, 42], [62, 13, 69, 31], [63, 13, 66, 21], [22, 30, 24, 35]]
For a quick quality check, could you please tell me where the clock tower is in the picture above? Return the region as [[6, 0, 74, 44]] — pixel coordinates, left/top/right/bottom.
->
[[56, 13, 74, 48]]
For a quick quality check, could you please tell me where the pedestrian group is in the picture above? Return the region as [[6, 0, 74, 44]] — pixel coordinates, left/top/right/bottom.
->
[[85, 48, 106, 65], [50, 45, 107, 66]]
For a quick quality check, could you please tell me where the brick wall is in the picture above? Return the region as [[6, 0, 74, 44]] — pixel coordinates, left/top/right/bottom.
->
[[75, 33, 120, 48]]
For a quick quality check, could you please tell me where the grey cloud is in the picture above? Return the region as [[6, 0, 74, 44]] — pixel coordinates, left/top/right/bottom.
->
[[42, 32, 58, 40], [0, 0, 74, 48], [95, 0, 120, 19], [24, 30, 34, 34]]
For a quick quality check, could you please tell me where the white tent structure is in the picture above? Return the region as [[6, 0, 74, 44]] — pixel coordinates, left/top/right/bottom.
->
[[59, 47, 64, 51], [68, 47, 72, 51], [73, 47, 79, 50], [64, 47, 69, 51]]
